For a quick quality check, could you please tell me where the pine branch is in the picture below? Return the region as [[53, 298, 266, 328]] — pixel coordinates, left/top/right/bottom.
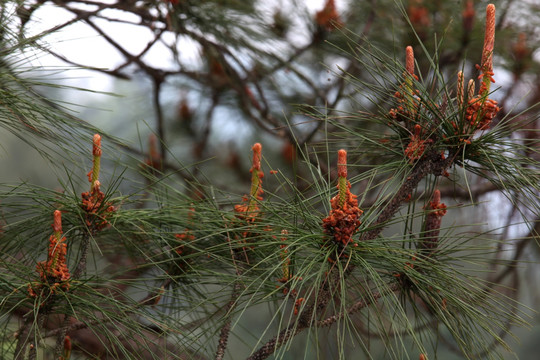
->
[[248, 280, 402, 360], [362, 150, 452, 241], [215, 233, 246, 360], [317, 282, 400, 328]]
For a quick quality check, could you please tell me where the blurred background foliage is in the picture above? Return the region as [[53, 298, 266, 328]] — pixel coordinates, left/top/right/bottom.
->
[[1, 0, 540, 359]]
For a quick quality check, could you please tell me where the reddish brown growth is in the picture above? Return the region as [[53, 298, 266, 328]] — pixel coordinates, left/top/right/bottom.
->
[[209, 57, 225, 79], [479, 4, 496, 95], [408, 0, 430, 32], [174, 232, 196, 273], [405, 46, 415, 77], [250, 142, 264, 205], [467, 79, 475, 103], [245, 85, 262, 111], [315, 0, 343, 31], [281, 141, 296, 164], [465, 95, 500, 131], [462, 0, 475, 33], [454, 5, 499, 137], [175, 206, 196, 258], [389, 46, 420, 123], [322, 150, 363, 248], [421, 189, 447, 254], [389, 91, 418, 123], [404, 125, 431, 163], [178, 97, 192, 122], [474, 4, 496, 100], [175, 232, 195, 252], [87, 134, 102, 188], [457, 71, 465, 108], [81, 182, 114, 231], [233, 143, 265, 247], [419, 354, 427, 360], [92, 134, 102, 157], [512, 33, 530, 78], [392, 254, 417, 280], [251, 143, 262, 172], [144, 134, 162, 171], [81, 134, 115, 232], [294, 297, 305, 315], [428, 189, 447, 217], [29, 210, 71, 297], [61, 336, 72, 360], [513, 33, 529, 62], [337, 149, 347, 178], [235, 143, 264, 220]]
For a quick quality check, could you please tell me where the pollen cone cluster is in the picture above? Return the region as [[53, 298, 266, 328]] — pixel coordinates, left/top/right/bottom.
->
[[420, 189, 447, 255], [81, 134, 115, 231], [322, 150, 363, 248], [29, 210, 70, 297], [460, 4, 500, 132], [234, 143, 264, 221]]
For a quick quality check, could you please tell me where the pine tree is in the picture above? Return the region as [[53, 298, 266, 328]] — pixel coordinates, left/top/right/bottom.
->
[[1, 1, 540, 359]]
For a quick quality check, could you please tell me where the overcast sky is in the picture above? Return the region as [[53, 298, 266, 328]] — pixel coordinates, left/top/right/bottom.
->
[[19, 1, 336, 98]]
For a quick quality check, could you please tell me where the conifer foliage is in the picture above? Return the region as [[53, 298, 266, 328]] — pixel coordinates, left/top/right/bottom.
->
[[1, 1, 540, 359]]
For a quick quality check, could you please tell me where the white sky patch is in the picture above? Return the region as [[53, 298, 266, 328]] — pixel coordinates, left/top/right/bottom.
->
[[14, 0, 351, 99], [21, 2, 197, 97]]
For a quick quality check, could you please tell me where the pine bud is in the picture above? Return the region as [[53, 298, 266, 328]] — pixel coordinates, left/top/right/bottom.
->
[[420, 190, 447, 255]]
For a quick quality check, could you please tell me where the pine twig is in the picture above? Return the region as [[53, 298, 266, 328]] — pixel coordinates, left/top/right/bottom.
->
[[362, 151, 452, 241], [215, 218, 248, 360], [13, 316, 32, 360], [317, 282, 401, 328], [215, 282, 242, 360], [245, 320, 306, 360]]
